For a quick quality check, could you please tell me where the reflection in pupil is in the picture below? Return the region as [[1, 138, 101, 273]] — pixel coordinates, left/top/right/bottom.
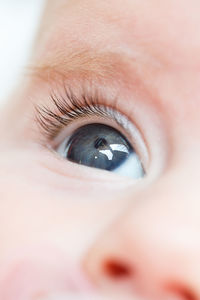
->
[[94, 137, 108, 149]]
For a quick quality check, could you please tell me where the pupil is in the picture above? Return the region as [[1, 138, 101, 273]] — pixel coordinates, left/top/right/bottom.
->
[[94, 137, 108, 149]]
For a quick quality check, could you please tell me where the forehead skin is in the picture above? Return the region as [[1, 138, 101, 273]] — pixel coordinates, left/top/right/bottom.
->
[[37, 0, 200, 66]]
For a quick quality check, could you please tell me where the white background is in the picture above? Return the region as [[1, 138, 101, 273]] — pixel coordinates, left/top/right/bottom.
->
[[0, 0, 45, 106]]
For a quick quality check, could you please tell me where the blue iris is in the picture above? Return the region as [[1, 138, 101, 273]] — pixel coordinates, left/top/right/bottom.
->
[[66, 123, 145, 179]]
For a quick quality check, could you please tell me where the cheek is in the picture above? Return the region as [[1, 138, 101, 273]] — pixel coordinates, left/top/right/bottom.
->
[[0, 149, 130, 271], [0, 147, 143, 298], [0, 245, 94, 300]]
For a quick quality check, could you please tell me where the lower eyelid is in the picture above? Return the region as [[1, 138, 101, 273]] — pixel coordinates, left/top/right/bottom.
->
[[38, 147, 139, 189]]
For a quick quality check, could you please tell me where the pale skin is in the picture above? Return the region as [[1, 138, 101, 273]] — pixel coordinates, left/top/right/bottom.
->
[[0, 0, 200, 299]]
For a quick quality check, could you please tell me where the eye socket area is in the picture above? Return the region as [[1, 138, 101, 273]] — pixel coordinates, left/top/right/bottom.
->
[[35, 82, 169, 183], [56, 120, 147, 180]]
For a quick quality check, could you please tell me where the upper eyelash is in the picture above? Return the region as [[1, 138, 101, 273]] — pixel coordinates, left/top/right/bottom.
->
[[35, 86, 122, 140]]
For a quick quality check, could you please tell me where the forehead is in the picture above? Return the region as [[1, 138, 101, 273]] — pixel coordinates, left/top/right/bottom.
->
[[43, 0, 200, 67]]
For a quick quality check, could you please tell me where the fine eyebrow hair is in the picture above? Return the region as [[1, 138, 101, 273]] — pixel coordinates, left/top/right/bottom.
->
[[27, 47, 143, 84]]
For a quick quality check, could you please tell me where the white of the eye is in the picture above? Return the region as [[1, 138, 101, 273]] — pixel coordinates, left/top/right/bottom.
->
[[114, 152, 144, 179]]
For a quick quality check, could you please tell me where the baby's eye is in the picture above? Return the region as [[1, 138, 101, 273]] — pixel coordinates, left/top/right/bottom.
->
[[57, 123, 145, 179]]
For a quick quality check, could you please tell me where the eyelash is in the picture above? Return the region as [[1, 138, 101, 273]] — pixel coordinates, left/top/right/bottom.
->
[[35, 86, 128, 142], [35, 84, 151, 173]]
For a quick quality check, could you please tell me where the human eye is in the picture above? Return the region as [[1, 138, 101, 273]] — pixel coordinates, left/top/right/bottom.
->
[[36, 85, 148, 180]]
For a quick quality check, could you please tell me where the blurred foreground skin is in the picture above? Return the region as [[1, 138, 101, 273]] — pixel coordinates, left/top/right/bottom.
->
[[1, 0, 200, 299], [39, 294, 135, 300]]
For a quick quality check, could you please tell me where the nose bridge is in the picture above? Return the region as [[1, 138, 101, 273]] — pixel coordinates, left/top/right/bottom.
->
[[136, 154, 200, 227], [123, 168, 200, 279], [121, 159, 200, 245], [85, 163, 200, 299]]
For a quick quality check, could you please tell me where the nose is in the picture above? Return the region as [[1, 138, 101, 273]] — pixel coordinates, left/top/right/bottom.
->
[[85, 166, 200, 300]]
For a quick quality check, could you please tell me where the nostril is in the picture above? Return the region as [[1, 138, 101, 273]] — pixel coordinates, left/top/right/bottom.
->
[[168, 283, 197, 300], [103, 259, 132, 279]]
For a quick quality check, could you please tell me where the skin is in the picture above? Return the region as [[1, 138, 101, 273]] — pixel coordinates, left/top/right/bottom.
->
[[0, 0, 200, 299]]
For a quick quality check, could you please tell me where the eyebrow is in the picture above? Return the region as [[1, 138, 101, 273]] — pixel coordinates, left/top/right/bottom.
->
[[26, 45, 164, 120], [27, 47, 142, 84]]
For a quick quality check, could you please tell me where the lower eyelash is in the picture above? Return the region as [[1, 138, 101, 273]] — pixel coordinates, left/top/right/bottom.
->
[[35, 86, 122, 141]]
